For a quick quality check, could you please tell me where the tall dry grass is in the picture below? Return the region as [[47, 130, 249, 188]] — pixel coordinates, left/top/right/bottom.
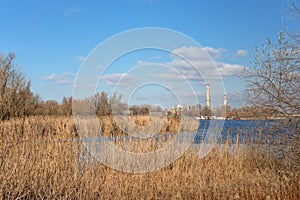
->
[[95, 115, 199, 136], [0, 116, 299, 199]]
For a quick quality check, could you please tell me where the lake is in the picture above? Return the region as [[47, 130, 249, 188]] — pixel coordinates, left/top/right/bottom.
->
[[77, 119, 288, 145], [77, 119, 296, 171], [195, 119, 281, 144]]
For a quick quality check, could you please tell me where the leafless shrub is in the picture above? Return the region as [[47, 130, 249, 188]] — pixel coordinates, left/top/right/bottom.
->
[[240, 33, 300, 117]]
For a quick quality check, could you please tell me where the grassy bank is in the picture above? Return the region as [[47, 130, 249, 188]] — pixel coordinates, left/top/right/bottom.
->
[[0, 116, 299, 199]]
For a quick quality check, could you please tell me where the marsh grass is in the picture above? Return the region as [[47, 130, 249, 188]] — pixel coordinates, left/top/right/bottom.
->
[[0, 116, 299, 199]]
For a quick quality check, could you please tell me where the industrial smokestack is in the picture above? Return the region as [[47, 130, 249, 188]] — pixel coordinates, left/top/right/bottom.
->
[[224, 94, 227, 106], [206, 83, 210, 109]]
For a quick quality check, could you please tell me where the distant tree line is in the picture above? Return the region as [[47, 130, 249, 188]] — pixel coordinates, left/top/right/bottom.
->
[[129, 106, 149, 115], [212, 105, 283, 119], [181, 104, 281, 119], [0, 53, 124, 119]]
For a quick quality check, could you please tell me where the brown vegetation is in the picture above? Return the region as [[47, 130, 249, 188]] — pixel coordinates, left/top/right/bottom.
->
[[0, 116, 299, 199], [88, 114, 198, 136]]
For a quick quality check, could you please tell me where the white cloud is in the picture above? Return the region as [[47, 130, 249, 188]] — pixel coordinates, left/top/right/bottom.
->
[[163, 46, 245, 80], [101, 73, 137, 86], [64, 6, 84, 16], [43, 72, 74, 85], [133, 46, 246, 85], [152, 71, 205, 82], [136, 60, 150, 66], [95, 46, 246, 107], [216, 62, 245, 76], [172, 46, 225, 60], [235, 49, 248, 57]]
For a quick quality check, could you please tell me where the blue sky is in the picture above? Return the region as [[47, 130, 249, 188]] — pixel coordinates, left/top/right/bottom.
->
[[0, 0, 294, 107]]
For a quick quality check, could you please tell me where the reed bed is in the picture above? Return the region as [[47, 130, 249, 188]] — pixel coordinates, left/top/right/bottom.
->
[[0, 116, 299, 199]]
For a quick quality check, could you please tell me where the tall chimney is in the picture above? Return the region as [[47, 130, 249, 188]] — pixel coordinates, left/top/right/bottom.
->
[[224, 94, 227, 106], [206, 83, 210, 109]]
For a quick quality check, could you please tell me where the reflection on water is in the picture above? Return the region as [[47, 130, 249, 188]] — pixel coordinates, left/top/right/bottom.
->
[[195, 119, 279, 144]]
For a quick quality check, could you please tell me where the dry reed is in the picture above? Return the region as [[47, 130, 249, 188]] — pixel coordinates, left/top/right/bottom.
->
[[0, 116, 299, 199]]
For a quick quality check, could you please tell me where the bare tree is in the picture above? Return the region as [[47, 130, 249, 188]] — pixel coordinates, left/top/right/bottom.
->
[[241, 33, 300, 117], [95, 91, 110, 116], [61, 96, 72, 116], [0, 53, 37, 120]]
